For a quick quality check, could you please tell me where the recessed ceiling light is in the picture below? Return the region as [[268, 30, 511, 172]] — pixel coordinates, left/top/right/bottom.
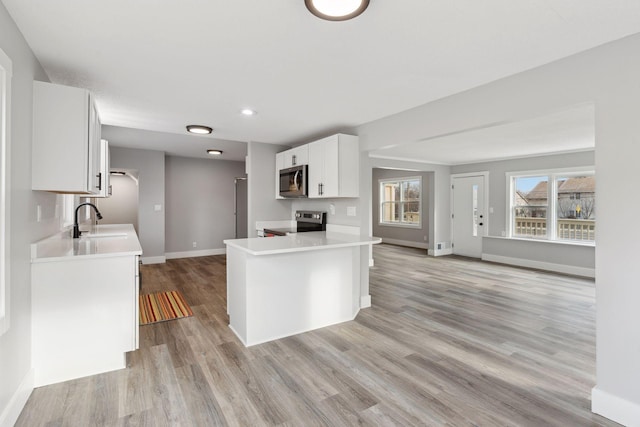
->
[[207, 149, 223, 156], [305, 0, 369, 21], [241, 109, 256, 116], [186, 125, 213, 134]]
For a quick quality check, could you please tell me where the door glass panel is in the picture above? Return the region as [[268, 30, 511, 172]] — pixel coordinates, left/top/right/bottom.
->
[[472, 184, 478, 237]]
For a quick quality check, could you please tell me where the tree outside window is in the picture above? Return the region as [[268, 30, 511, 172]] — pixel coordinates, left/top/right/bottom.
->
[[379, 177, 421, 227]]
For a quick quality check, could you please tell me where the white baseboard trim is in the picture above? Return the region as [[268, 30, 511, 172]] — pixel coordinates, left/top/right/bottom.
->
[[592, 386, 640, 427], [141, 256, 166, 265], [482, 254, 595, 278], [0, 369, 33, 427], [360, 295, 372, 308], [165, 248, 226, 260], [427, 248, 453, 257], [381, 238, 428, 250]]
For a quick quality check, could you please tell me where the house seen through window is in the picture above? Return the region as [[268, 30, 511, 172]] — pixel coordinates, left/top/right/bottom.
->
[[379, 177, 421, 227], [510, 171, 595, 242]]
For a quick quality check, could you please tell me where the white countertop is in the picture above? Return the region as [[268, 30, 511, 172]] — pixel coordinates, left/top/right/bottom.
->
[[224, 231, 381, 256], [32, 224, 143, 263]]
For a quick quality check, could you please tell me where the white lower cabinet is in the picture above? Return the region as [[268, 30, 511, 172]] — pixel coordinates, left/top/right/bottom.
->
[[31, 254, 139, 387]]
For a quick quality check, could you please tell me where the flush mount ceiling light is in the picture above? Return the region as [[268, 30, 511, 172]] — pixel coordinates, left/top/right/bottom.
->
[[186, 125, 213, 135], [110, 171, 126, 176], [305, 0, 369, 21], [240, 108, 256, 116], [207, 149, 223, 156]]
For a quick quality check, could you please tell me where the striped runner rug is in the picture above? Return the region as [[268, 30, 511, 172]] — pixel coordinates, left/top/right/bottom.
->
[[139, 290, 193, 325]]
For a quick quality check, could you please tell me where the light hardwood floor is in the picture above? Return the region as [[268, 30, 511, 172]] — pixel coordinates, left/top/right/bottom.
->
[[16, 244, 618, 426]]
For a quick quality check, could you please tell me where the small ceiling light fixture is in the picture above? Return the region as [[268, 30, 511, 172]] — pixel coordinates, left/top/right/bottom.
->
[[110, 171, 126, 176], [207, 149, 223, 156], [305, 0, 369, 21], [186, 125, 213, 135], [241, 108, 256, 116]]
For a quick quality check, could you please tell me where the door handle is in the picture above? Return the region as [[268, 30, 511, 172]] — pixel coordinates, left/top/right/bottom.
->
[[96, 172, 102, 190]]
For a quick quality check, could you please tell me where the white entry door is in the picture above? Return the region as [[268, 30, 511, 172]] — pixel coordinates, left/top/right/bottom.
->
[[452, 175, 486, 258]]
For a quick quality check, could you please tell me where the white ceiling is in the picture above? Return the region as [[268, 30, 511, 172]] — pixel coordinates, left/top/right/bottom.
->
[[3, 1, 640, 162], [370, 104, 595, 165]]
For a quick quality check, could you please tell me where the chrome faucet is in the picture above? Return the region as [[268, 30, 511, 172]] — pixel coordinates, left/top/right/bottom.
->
[[72, 202, 103, 238]]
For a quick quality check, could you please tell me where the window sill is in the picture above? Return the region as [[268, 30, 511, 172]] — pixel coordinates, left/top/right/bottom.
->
[[485, 235, 595, 248], [379, 222, 421, 229]]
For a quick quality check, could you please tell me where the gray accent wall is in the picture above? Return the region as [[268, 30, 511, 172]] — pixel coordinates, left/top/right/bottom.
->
[[372, 168, 430, 248], [451, 151, 596, 272], [109, 146, 165, 260], [165, 155, 245, 253], [0, 3, 58, 424], [451, 151, 595, 238]]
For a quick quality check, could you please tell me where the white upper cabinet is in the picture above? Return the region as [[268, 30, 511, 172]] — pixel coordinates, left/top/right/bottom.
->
[[282, 145, 309, 168], [275, 151, 285, 199], [308, 134, 359, 198], [95, 139, 111, 198], [32, 81, 104, 194]]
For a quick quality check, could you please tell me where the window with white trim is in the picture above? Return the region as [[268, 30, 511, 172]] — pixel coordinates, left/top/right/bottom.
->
[[379, 176, 422, 227], [508, 169, 595, 242], [0, 48, 12, 336]]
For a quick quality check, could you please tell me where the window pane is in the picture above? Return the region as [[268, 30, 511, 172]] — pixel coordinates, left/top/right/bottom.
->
[[381, 201, 400, 223], [380, 177, 421, 226], [556, 175, 595, 241], [403, 201, 420, 224], [513, 176, 548, 238]]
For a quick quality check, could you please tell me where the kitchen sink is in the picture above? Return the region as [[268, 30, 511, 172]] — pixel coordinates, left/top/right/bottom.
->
[[82, 232, 128, 238]]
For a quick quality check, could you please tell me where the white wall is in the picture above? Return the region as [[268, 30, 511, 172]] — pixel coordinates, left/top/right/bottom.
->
[[164, 155, 245, 254], [356, 34, 640, 425], [97, 174, 139, 232], [108, 146, 165, 263], [246, 141, 291, 237], [0, 4, 59, 426]]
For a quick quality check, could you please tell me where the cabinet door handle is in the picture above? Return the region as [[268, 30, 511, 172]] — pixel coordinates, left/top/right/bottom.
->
[[292, 154, 297, 166], [320, 183, 324, 195], [96, 173, 102, 190]]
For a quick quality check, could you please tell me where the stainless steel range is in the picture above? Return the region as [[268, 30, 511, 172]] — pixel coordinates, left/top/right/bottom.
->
[[263, 210, 326, 237]]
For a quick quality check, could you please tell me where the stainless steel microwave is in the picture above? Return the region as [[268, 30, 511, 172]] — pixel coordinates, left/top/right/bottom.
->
[[279, 165, 308, 198]]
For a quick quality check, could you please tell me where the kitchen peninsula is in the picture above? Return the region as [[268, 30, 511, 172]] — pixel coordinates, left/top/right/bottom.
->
[[224, 231, 381, 346]]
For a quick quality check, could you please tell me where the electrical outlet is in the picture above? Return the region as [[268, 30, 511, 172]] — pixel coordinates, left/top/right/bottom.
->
[[424, 236, 427, 241], [192, 241, 197, 248], [347, 206, 357, 216]]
